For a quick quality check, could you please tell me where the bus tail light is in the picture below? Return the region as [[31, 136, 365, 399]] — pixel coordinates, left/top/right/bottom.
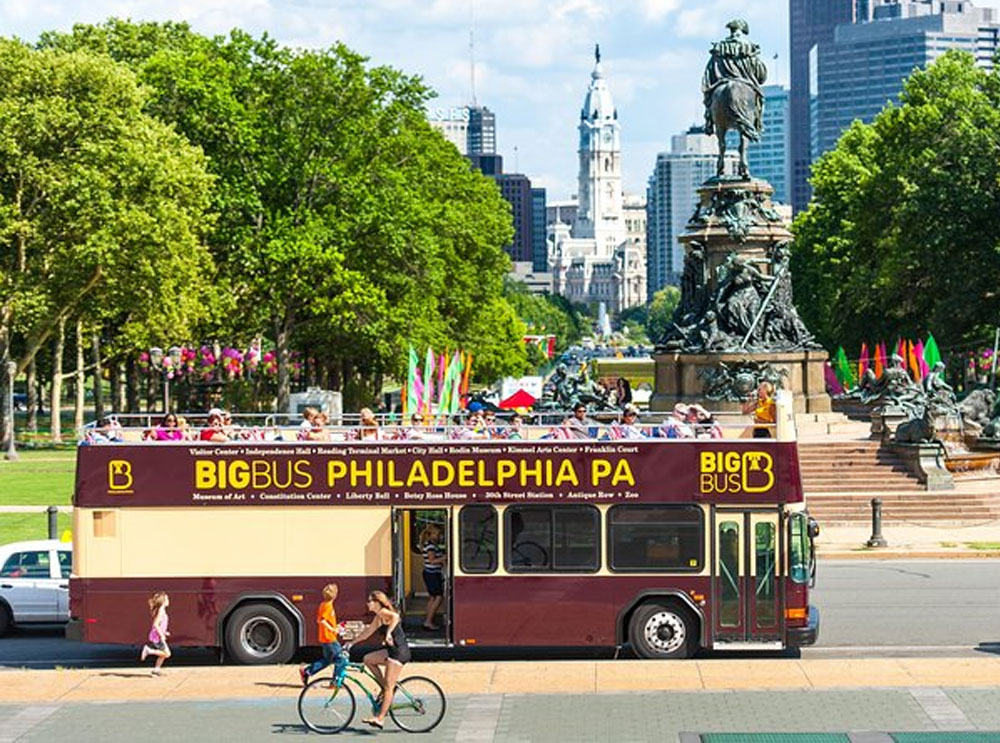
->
[[785, 608, 807, 620], [85, 617, 99, 624]]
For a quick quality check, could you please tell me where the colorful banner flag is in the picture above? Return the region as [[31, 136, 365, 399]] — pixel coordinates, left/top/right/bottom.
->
[[824, 361, 844, 395], [858, 342, 870, 382], [924, 334, 942, 377], [906, 340, 920, 381], [833, 347, 855, 388], [406, 345, 419, 415], [423, 347, 435, 414], [914, 339, 928, 379], [874, 342, 886, 378]]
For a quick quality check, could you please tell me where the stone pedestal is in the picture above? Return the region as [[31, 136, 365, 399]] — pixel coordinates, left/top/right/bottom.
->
[[650, 350, 831, 414], [890, 442, 955, 490], [870, 406, 909, 441]]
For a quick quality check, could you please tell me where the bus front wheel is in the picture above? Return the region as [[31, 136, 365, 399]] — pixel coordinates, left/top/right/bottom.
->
[[225, 603, 297, 665], [628, 602, 696, 660]]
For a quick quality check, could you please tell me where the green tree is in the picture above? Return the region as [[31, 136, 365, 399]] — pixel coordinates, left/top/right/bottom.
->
[[646, 287, 681, 344], [793, 51, 1000, 350], [47, 21, 528, 409], [0, 39, 213, 440], [503, 278, 585, 354]]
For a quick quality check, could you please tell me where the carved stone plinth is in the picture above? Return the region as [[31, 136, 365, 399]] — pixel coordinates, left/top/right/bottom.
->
[[889, 442, 955, 491], [871, 406, 909, 441], [650, 350, 831, 414]]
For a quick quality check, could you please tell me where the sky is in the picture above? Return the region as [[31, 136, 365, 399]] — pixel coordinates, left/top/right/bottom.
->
[[3, 0, 1000, 200]]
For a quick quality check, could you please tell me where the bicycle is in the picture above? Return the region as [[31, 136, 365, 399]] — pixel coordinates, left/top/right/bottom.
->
[[462, 522, 549, 571], [297, 650, 446, 734]]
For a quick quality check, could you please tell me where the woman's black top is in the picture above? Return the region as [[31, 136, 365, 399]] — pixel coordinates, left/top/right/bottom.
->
[[379, 619, 411, 664]]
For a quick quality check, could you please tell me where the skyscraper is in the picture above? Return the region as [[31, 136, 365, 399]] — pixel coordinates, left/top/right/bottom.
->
[[789, 0, 858, 212], [747, 85, 790, 205], [531, 188, 548, 273], [468, 106, 497, 155], [645, 127, 737, 297], [496, 174, 533, 264], [815, 2, 1000, 156], [427, 104, 496, 156]]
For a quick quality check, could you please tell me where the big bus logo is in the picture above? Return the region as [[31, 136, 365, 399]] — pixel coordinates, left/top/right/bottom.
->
[[108, 460, 134, 494], [698, 451, 774, 495]]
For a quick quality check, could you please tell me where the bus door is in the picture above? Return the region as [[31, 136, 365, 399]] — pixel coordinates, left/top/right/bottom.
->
[[710, 507, 783, 648], [389, 507, 451, 645]]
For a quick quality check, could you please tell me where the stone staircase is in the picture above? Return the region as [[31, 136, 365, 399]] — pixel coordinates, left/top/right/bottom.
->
[[797, 428, 1000, 524]]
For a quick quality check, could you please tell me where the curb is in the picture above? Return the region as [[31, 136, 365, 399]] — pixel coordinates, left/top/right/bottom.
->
[[819, 549, 1000, 559]]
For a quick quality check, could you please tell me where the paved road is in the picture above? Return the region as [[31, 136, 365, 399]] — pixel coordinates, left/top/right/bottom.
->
[[3, 687, 1000, 742], [2, 560, 999, 669]]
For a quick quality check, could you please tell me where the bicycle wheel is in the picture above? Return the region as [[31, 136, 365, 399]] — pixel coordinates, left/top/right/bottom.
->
[[462, 537, 496, 572], [512, 540, 548, 568], [388, 676, 446, 733], [298, 677, 356, 734]]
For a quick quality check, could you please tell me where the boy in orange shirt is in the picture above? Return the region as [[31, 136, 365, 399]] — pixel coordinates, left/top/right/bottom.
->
[[300, 583, 349, 685]]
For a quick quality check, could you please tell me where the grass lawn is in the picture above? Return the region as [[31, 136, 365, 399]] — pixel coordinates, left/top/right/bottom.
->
[[0, 511, 73, 544], [0, 449, 76, 506]]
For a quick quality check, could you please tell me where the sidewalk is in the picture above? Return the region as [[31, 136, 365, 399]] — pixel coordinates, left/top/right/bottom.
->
[[4, 657, 1000, 704], [817, 521, 1000, 559]]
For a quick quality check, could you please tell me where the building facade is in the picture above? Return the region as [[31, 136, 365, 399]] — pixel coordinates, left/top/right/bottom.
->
[[496, 174, 533, 264], [747, 84, 790, 205], [789, 0, 859, 212], [550, 47, 646, 314], [427, 104, 497, 156], [645, 127, 737, 297], [815, 1, 1000, 155], [531, 188, 547, 273]]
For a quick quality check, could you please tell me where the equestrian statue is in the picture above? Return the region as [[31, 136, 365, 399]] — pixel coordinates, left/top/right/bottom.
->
[[702, 19, 767, 179]]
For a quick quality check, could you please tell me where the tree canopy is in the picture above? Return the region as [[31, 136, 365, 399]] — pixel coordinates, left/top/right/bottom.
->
[[39, 20, 529, 409], [792, 51, 1000, 351]]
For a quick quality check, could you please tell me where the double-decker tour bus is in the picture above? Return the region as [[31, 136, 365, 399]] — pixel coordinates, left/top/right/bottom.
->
[[67, 413, 819, 663]]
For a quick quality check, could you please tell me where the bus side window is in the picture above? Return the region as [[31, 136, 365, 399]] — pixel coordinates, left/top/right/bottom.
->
[[459, 505, 497, 574], [505, 505, 599, 573], [789, 512, 810, 583]]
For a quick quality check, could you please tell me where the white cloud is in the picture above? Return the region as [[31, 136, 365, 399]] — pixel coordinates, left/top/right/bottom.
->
[[638, 0, 680, 23]]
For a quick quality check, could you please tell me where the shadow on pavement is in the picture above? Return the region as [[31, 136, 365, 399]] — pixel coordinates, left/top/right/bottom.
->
[[974, 642, 1000, 655]]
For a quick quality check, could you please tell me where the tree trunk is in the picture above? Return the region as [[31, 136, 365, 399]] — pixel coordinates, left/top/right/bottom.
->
[[126, 357, 139, 413], [50, 318, 65, 443], [112, 360, 125, 413], [275, 313, 294, 415], [26, 357, 37, 433], [92, 331, 103, 420], [74, 319, 85, 431]]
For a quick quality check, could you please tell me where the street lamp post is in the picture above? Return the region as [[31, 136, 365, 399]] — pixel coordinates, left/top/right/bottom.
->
[[5, 361, 18, 461], [149, 346, 183, 413]]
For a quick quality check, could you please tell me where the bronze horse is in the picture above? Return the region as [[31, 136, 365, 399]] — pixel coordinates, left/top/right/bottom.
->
[[709, 79, 759, 179]]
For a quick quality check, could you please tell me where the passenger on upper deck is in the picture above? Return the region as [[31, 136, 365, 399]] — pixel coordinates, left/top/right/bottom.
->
[[297, 407, 319, 441], [743, 381, 775, 439], [562, 401, 595, 440], [688, 404, 724, 439], [607, 404, 646, 440], [199, 409, 230, 442], [658, 404, 695, 439], [349, 407, 381, 441], [151, 413, 183, 441], [82, 416, 124, 445]]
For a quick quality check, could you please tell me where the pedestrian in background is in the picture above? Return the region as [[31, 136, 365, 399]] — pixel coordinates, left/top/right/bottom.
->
[[140, 591, 171, 676], [300, 583, 349, 686]]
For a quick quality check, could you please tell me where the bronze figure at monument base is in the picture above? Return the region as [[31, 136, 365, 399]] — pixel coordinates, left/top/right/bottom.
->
[[650, 350, 831, 414]]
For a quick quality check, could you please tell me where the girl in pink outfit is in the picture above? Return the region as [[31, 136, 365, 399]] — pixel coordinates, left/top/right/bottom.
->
[[153, 414, 184, 441], [140, 591, 171, 675]]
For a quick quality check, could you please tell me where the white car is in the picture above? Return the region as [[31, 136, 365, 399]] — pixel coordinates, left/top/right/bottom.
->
[[0, 539, 72, 636]]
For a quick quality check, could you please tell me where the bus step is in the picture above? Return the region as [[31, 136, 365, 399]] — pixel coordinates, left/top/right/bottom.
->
[[711, 641, 784, 651]]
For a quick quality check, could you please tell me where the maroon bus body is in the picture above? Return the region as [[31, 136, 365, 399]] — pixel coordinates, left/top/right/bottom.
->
[[69, 439, 813, 653]]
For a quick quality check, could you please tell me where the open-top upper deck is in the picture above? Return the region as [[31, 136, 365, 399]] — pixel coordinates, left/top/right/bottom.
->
[[75, 436, 804, 509]]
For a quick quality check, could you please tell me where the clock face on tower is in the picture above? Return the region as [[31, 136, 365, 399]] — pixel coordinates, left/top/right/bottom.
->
[[602, 130, 613, 145]]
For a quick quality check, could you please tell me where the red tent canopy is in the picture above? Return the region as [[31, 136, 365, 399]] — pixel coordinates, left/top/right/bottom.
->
[[498, 388, 538, 409]]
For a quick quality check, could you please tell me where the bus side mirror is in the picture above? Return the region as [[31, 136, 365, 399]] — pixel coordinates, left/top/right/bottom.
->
[[807, 518, 820, 539]]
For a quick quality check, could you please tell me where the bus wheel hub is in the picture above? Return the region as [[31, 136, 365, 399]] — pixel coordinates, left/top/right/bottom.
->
[[242, 617, 281, 656], [644, 611, 684, 652]]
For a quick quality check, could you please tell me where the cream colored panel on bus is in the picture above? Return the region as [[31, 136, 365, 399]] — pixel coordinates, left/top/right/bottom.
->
[[74, 509, 123, 578], [82, 507, 390, 578]]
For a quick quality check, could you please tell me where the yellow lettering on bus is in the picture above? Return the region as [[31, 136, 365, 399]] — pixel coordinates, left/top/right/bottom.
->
[[724, 451, 740, 473], [294, 459, 313, 488], [554, 460, 579, 487], [251, 460, 270, 488], [387, 460, 403, 487], [520, 459, 542, 486], [591, 459, 612, 485], [477, 460, 494, 487], [497, 460, 516, 486], [273, 461, 294, 489], [611, 459, 635, 486], [431, 460, 455, 487], [407, 460, 429, 487], [195, 460, 216, 489], [350, 460, 373, 487], [742, 452, 774, 493], [230, 460, 250, 488], [456, 460, 473, 487], [699, 451, 717, 474], [327, 460, 347, 485]]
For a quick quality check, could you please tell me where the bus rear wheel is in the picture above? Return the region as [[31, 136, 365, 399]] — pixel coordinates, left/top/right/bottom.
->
[[225, 603, 297, 665], [628, 602, 696, 660]]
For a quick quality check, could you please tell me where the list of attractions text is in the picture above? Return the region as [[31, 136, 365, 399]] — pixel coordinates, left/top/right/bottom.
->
[[76, 441, 802, 508]]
